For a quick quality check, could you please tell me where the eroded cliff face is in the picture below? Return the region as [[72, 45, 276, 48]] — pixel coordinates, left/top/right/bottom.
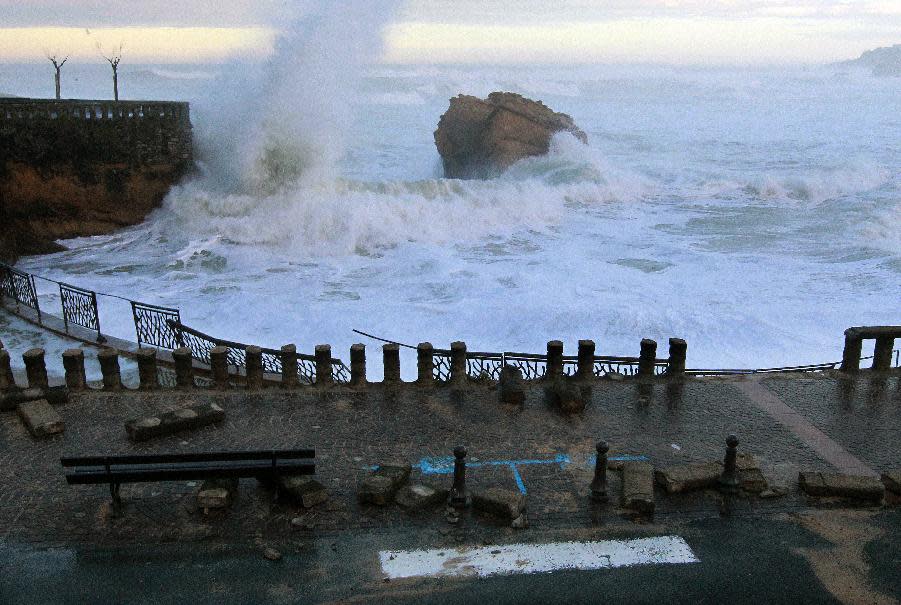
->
[[0, 99, 193, 262]]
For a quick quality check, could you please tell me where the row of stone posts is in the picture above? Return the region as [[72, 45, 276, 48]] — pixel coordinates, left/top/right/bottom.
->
[[841, 327, 899, 372]]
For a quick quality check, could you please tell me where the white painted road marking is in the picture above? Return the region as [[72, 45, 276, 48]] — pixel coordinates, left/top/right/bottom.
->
[[380, 536, 699, 579]]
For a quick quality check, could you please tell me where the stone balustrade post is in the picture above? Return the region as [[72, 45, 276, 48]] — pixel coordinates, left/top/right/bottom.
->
[[590, 441, 609, 502], [577, 340, 595, 381], [350, 344, 367, 387], [62, 349, 87, 390], [873, 336, 895, 371], [449, 446, 468, 507], [450, 341, 467, 384], [23, 348, 49, 390], [280, 344, 298, 388], [136, 348, 159, 390], [417, 342, 434, 386], [0, 349, 14, 390], [546, 340, 564, 379], [383, 344, 400, 384], [840, 329, 862, 373], [638, 339, 658, 378], [172, 347, 194, 389], [97, 349, 122, 390], [667, 338, 687, 376], [315, 345, 333, 387], [245, 346, 263, 390], [210, 346, 230, 389], [719, 434, 740, 493]]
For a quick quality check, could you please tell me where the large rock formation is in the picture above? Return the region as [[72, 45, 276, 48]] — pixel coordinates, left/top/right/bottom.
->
[[837, 44, 901, 77], [434, 92, 587, 179]]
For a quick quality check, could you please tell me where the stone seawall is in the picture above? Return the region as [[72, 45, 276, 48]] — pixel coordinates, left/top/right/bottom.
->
[[0, 99, 194, 261]]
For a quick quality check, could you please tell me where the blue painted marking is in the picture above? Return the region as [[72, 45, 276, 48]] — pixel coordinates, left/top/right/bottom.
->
[[416, 454, 571, 495], [586, 454, 649, 466], [510, 466, 527, 494]]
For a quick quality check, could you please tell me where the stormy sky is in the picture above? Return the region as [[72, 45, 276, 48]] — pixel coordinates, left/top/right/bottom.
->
[[0, 0, 898, 63]]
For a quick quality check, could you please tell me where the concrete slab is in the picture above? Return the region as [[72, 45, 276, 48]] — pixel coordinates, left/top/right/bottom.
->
[[799, 472, 884, 502], [279, 475, 328, 509], [197, 478, 238, 512], [882, 471, 901, 495], [655, 462, 721, 494], [125, 402, 225, 442], [358, 464, 411, 506], [396, 484, 447, 510], [472, 488, 527, 520], [16, 399, 64, 438], [621, 461, 655, 515]]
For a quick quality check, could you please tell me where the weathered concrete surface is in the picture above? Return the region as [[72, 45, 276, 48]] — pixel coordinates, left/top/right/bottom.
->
[[799, 472, 885, 502], [546, 379, 585, 414], [472, 488, 527, 520], [655, 462, 721, 494], [1, 386, 68, 411], [434, 92, 587, 179], [358, 464, 411, 506], [498, 365, 525, 405], [16, 399, 64, 438], [620, 461, 655, 515], [395, 484, 448, 511], [125, 402, 225, 442], [279, 475, 328, 509], [197, 478, 238, 512]]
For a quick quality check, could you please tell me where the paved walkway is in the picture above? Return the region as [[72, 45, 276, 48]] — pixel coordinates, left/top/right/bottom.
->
[[0, 368, 898, 549]]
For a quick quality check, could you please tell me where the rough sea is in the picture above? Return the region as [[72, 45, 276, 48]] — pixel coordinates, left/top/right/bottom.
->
[[2, 57, 899, 377]]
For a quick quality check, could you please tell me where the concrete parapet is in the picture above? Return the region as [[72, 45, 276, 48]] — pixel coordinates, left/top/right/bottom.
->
[[546, 340, 564, 379], [280, 344, 298, 388], [873, 336, 895, 371], [315, 345, 333, 386], [62, 349, 87, 390], [245, 346, 263, 390], [210, 346, 230, 389], [577, 340, 595, 380], [450, 341, 467, 384], [668, 338, 687, 375], [383, 344, 400, 384], [417, 342, 434, 386], [136, 348, 159, 390], [172, 348, 194, 389], [840, 329, 863, 372], [350, 344, 366, 387], [638, 339, 657, 378], [23, 348, 49, 390], [97, 348, 122, 390]]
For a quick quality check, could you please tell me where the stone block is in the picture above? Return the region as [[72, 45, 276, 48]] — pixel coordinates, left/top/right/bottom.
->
[[396, 484, 448, 510], [472, 488, 527, 520], [3, 386, 67, 410], [654, 462, 721, 494], [17, 399, 64, 438], [197, 478, 238, 512], [499, 365, 525, 405], [739, 468, 768, 494], [799, 472, 884, 503], [621, 461, 655, 515], [279, 475, 328, 509], [358, 464, 411, 505], [881, 471, 900, 495], [125, 402, 225, 442], [546, 379, 585, 414]]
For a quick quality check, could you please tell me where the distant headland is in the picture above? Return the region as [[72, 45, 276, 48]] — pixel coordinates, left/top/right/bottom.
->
[[836, 44, 901, 77], [0, 98, 194, 262]]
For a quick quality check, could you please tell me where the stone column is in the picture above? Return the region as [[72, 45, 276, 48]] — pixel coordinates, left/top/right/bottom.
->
[[245, 346, 263, 390], [546, 340, 564, 380], [280, 344, 298, 388], [667, 338, 687, 376], [350, 344, 367, 387], [417, 342, 434, 386], [97, 349, 122, 390], [0, 349, 14, 390], [62, 349, 87, 390], [23, 349, 49, 390], [577, 340, 595, 381], [136, 348, 159, 390], [638, 339, 657, 378], [172, 347, 194, 389], [315, 345, 333, 387], [840, 329, 862, 373], [383, 343, 400, 384], [210, 346, 230, 389], [450, 341, 467, 385], [873, 336, 895, 371]]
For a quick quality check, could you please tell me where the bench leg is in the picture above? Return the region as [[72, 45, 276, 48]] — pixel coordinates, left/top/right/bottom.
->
[[109, 482, 122, 514]]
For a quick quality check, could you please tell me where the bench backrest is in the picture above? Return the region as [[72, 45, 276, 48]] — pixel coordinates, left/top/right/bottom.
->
[[61, 449, 315, 468]]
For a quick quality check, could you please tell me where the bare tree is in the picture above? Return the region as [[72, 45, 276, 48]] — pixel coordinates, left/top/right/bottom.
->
[[46, 52, 68, 100], [97, 42, 124, 101]]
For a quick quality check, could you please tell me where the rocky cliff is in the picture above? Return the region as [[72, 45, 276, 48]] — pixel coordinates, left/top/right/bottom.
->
[[0, 99, 193, 262], [434, 92, 587, 179]]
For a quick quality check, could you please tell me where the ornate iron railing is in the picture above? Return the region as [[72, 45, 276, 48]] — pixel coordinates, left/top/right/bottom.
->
[[131, 301, 181, 350], [1, 264, 41, 323], [59, 282, 104, 342]]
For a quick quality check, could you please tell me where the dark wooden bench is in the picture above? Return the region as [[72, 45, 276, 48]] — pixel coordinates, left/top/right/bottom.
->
[[62, 449, 315, 511]]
